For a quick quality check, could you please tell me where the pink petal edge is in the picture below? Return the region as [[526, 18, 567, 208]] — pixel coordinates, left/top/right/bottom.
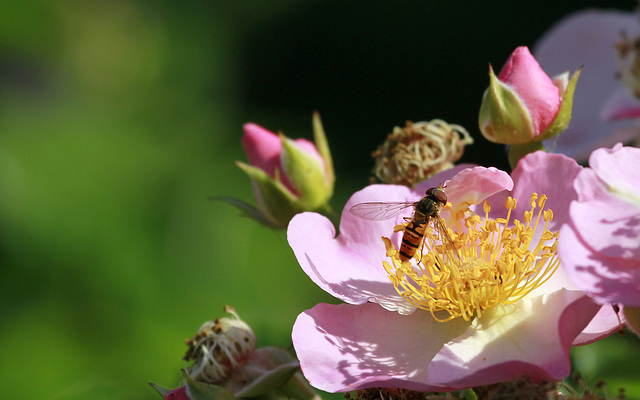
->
[[292, 302, 470, 393], [559, 222, 640, 306], [428, 290, 599, 387]]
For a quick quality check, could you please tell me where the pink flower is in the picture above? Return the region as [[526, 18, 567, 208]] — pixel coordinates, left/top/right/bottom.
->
[[241, 123, 324, 195], [558, 144, 640, 307], [534, 9, 640, 161], [496, 47, 561, 135], [288, 153, 618, 392], [164, 386, 189, 400], [232, 115, 335, 228], [479, 46, 579, 146]]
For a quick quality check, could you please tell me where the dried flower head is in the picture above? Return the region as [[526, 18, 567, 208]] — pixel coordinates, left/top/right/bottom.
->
[[371, 120, 473, 188], [183, 306, 256, 384]]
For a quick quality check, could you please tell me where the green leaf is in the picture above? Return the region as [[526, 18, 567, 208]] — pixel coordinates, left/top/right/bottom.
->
[[278, 372, 322, 400], [149, 382, 173, 397], [212, 196, 274, 227], [182, 370, 237, 400], [234, 362, 300, 398], [235, 161, 300, 228], [227, 347, 300, 398], [507, 141, 545, 170], [624, 305, 640, 337]]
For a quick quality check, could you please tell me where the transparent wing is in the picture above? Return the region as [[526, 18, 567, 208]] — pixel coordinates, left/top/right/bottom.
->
[[430, 216, 462, 264], [349, 201, 414, 221]]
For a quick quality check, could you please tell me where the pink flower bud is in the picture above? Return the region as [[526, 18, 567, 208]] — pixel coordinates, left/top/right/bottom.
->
[[230, 114, 335, 228], [241, 123, 323, 196], [479, 46, 580, 148], [497, 46, 561, 136]]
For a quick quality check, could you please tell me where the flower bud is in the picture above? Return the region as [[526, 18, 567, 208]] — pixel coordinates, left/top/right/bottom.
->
[[228, 112, 334, 228], [479, 46, 581, 146]]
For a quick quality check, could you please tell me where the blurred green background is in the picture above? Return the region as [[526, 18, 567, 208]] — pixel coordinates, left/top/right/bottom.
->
[[0, 1, 638, 399]]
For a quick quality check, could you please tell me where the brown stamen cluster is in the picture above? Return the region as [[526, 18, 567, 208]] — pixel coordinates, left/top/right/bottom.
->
[[183, 306, 256, 384], [616, 29, 640, 99], [371, 120, 473, 188]]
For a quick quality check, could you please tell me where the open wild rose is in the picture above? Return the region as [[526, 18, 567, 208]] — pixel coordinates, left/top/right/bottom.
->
[[558, 144, 640, 307], [534, 9, 640, 161], [288, 153, 619, 392]]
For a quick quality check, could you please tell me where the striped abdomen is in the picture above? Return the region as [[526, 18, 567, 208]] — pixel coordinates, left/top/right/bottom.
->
[[399, 218, 427, 262]]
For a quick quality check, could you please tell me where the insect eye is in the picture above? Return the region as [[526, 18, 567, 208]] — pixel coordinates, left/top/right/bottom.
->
[[434, 189, 447, 204]]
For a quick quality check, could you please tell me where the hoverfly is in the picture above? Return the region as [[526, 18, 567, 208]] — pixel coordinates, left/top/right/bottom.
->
[[349, 186, 452, 262]]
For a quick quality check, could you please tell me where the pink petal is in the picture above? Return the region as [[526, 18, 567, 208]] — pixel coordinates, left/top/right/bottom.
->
[[498, 46, 560, 134], [242, 123, 296, 193], [292, 302, 470, 393], [506, 151, 581, 228], [164, 386, 189, 400], [498, 151, 584, 296], [573, 304, 622, 345], [242, 123, 283, 178], [570, 174, 640, 260], [589, 144, 640, 199], [438, 166, 513, 219], [428, 290, 599, 387], [535, 9, 640, 161], [560, 145, 640, 306], [292, 137, 325, 166], [288, 186, 415, 313], [559, 221, 640, 306]]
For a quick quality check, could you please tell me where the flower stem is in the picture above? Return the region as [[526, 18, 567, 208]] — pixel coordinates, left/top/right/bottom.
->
[[508, 141, 545, 169]]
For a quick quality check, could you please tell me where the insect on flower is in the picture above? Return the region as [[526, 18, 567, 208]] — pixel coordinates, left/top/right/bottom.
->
[[349, 186, 454, 262]]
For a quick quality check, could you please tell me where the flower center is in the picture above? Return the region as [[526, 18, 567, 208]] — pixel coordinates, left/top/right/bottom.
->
[[382, 193, 559, 322]]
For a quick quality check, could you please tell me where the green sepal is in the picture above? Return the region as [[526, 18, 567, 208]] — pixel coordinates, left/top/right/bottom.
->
[[280, 135, 331, 210], [312, 111, 335, 191], [537, 68, 582, 141], [232, 347, 301, 398], [479, 65, 535, 144], [182, 370, 237, 400], [236, 161, 299, 228], [461, 388, 478, 399], [149, 382, 173, 397], [508, 141, 546, 170], [212, 196, 275, 227]]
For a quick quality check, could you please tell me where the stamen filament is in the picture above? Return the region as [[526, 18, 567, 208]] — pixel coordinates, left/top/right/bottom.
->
[[383, 192, 560, 322]]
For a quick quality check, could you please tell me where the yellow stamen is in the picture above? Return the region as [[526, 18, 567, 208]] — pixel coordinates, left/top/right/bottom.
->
[[383, 193, 560, 322]]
